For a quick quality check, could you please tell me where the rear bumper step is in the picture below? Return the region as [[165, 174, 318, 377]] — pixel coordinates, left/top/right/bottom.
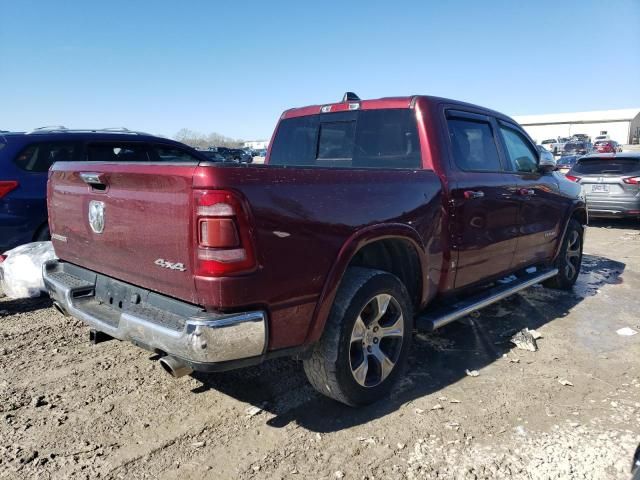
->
[[416, 267, 558, 331], [43, 260, 268, 366]]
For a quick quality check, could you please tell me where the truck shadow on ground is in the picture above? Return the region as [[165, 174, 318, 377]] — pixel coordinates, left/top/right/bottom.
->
[[588, 218, 640, 231], [0, 294, 51, 316], [191, 253, 625, 433]]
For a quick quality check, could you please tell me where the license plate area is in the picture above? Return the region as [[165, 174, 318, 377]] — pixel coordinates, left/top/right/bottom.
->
[[591, 184, 609, 193], [95, 276, 148, 311]]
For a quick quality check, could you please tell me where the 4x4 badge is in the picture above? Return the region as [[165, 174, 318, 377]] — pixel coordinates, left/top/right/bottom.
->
[[88, 200, 105, 234], [154, 258, 187, 272]]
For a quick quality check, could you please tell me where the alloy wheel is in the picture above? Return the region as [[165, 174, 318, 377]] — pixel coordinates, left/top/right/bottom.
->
[[564, 230, 581, 280], [349, 293, 404, 388]]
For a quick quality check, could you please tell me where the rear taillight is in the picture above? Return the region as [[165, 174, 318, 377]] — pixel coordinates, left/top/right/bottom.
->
[[193, 189, 256, 276], [623, 177, 640, 185], [0, 180, 19, 199], [565, 174, 581, 182]]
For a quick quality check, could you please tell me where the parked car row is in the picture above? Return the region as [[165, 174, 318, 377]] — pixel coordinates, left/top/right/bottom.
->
[[540, 134, 624, 156]]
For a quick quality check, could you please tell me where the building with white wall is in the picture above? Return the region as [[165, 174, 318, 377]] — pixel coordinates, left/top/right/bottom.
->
[[513, 108, 640, 145]]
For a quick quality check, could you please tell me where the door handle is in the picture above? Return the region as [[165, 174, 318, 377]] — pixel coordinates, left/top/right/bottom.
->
[[463, 190, 485, 199], [80, 172, 108, 191], [518, 188, 535, 196]]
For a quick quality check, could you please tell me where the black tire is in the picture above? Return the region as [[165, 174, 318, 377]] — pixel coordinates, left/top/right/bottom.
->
[[303, 267, 414, 406], [543, 219, 583, 290]]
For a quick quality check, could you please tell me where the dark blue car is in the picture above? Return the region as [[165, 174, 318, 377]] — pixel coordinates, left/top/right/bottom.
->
[[0, 127, 207, 252]]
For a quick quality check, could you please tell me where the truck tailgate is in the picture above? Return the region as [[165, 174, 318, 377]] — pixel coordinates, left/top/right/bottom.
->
[[48, 162, 199, 304]]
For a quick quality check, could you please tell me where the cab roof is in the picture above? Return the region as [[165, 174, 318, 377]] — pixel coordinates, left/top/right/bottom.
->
[[280, 94, 518, 125]]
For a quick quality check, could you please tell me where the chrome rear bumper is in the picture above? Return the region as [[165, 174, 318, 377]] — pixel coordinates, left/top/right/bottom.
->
[[43, 260, 267, 365]]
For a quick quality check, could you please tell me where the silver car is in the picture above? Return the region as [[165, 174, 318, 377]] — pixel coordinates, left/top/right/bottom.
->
[[566, 153, 640, 218]]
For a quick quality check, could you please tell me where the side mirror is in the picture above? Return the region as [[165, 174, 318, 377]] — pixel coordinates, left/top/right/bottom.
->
[[538, 149, 557, 173]]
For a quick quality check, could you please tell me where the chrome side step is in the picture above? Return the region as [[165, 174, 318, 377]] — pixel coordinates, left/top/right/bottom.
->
[[415, 268, 558, 332]]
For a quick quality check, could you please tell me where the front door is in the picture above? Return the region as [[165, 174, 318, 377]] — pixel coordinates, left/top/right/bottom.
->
[[497, 122, 566, 267], [445, 111, 520, 289]]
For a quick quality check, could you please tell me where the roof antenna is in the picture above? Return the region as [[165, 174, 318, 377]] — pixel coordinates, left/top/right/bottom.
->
[[342, 92, 360, 102]]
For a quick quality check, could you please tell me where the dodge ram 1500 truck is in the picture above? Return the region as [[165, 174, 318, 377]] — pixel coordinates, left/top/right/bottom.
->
[[44, 93, 586, 406]]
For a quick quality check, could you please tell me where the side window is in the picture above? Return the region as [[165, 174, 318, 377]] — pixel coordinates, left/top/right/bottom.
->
[[14, 142, 77, 172], [447, 118, 502, 172], [499, 126, 538, 173], [152, 145, 201, 162], [317, 122, 355, 160], [87, 143, 148, 162]]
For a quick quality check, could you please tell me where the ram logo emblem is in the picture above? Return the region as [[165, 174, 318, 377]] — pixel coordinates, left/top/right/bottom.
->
[[88, 201, 105, 234]]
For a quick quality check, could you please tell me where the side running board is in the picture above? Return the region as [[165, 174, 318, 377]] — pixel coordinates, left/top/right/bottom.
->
[[415, 268, 558, 332]]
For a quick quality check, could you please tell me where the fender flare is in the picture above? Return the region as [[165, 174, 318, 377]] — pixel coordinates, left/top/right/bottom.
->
[[303, 223, 429, 345], [552, 202, 588, 262]]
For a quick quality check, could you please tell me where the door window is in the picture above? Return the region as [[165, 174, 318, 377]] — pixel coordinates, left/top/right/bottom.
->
[[151, 145, 201, 162], [499, 126, 538, 173], [447, 118, 502, 172], [14, 142, 77, 172], [86, 143, 149, 162]]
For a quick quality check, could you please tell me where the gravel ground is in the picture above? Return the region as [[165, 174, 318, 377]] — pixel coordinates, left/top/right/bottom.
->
[[1, 220, 639, 480]]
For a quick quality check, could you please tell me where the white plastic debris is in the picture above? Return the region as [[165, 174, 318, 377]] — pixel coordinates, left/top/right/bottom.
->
[[616, 327, 638, 336], [510, 328, 539, 352], [245, 405, 263, 418], [465, 369, 480, 377], [0, 242, 56, 299], [558, 379, 574, 387]]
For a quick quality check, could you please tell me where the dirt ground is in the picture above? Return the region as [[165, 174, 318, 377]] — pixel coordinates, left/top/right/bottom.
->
[[1, 220, 639, 480]]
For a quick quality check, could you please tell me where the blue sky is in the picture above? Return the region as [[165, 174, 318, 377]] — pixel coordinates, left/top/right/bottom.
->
[[1, 0, 639, 140]]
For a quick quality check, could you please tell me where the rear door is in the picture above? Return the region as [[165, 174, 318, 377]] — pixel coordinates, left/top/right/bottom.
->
[[48, 141, 201, 303], [445, 111, 521, 289], [497, 122, 567, 266]]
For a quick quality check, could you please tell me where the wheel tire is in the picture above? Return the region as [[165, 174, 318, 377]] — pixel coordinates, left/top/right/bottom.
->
[[303, 267, 414, 406], [543, 219, 583, 290]]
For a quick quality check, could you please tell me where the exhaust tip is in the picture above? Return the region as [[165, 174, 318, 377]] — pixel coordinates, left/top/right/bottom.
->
[[53, 301, 69, 316], [89, 329, 113, 345], [159, 356, 193, 378]]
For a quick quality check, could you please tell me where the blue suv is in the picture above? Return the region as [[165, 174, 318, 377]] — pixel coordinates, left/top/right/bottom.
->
[[0, 127, 209, 252]]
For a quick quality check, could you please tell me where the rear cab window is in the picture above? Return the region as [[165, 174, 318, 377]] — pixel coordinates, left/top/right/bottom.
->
[[269, 109, 421, 169]]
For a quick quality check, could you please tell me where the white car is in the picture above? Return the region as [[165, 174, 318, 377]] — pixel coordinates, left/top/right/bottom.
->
[[540, 137, 570, 155]]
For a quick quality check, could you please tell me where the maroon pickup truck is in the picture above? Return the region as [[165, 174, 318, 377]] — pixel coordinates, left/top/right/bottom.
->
[[44, 93, 586, 406]]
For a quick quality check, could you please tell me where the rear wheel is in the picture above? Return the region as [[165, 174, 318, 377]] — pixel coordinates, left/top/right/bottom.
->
[[544, 219, 583, 289], [303, 267, 413, 406]]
